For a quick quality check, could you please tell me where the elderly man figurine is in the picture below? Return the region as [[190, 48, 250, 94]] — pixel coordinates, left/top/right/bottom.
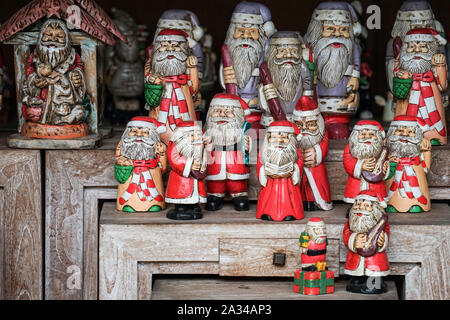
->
[[220, 1, 276, 126], [305, 2, 361, 139]]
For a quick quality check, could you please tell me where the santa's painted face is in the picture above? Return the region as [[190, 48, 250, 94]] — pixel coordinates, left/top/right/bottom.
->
[[399, 40, 437, 74], [172, 127, 204, 160], [387, 125, 422, 158], [306, 224, 327, 244], [294, 115, 325, 150], [349, 199, 383, 234], [37, 20, 71, 68], [205, 105, 243, 146], [121, 126, 159, 160], [267, 43, 303, 101], [349, 129, 384, 160], [262, 131, 298, 169], [151, 40, 188, 76], [225, 23, 266, 88]]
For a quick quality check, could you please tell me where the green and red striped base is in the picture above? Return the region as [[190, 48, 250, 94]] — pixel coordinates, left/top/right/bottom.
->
[[293, 269, 335, 295]]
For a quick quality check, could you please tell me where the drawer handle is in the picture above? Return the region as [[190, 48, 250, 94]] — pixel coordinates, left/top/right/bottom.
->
[[273, 252, 286, 266]]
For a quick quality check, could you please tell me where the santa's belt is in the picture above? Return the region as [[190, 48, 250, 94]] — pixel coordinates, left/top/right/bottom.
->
[[306, 249, 327, 256], [215, 144, 239, 151], [132, 159, 158, 169]]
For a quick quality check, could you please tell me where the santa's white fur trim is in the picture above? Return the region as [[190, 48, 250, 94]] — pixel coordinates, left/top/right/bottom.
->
[[354, 194, 387, 208], [354, 159, 364, 179], [192, 26, 204, 42], [259, 165, 267, 187], [267, 126, 295, 133], [314, 9, 351, 23], [292, 163, 300, 185], [269, 37, 301, 46], [263, 21, 277, 37], [352, 124, 385, 138], [348, 232, 358, 253], [304, 167, 333, 210], [397, 10, 434, 21], [232, 13, 263, 25], [293, 108, 320, 119], [183, 157, 194, 178], [404, 33, 446, 46], [314, 144, 322, 165], [156, 35, 186, 42]]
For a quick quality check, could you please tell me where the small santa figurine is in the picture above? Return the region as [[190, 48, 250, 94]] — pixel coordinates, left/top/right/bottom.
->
[[144, 29, 200, 143], [393, 28, 447, 145], [204, 93, 252, 211], [293, 97, 332, 211], [343, 190, 390, 294], [256, 120, 304, 221], [115, 117, 167, 213], [343, 120, 390, 205], [165, 121, 212, 220], [386, 115, 431, 213], [299, 217, 328, 271]]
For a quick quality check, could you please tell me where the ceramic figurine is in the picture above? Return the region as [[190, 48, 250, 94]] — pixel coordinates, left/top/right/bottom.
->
[[220, 1, 276, 127], [393, 28, 447, 146], [165, 121, 212, 220], [386, 0, 447, 122], [256, 120, 304, 221], [293, 97, 332, 211], [344, 190, 390, 294], [258, 31, 314, 127], [343, 120, 390, 205], [204, 93, 252, 211], [305, 2, 361, 139], [115, 117, 167, 213], [145, 29, 199, 144], [294, 217, 335, 295], [386, 115, 431, 213], [105, 8, 145, 125]]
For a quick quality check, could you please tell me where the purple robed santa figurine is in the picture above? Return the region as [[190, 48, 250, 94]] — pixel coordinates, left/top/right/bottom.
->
[[305, 2, 362, 139], [220, 1, 276, 127]]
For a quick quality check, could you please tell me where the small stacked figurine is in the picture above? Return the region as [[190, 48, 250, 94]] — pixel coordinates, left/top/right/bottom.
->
[[294, 218, 335, 295]]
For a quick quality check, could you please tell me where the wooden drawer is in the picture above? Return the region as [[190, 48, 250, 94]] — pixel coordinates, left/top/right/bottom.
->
[[219, 238, 339, 277]]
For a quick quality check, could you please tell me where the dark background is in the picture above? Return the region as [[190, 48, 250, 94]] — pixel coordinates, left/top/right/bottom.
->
[[1, 0, 449, 109]]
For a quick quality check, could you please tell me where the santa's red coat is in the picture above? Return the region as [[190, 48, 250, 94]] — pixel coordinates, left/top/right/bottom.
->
[[343, 144, 387, 202], [165, 142, 207, 204], [256, 150, 304, 221], [301, 239, 327, 265], [207, 149, 249, 179], [343, 220, 390, 276]]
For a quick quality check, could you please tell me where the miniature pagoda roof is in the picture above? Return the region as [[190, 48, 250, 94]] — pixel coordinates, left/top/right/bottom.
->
[[0, 0, 127, 45]]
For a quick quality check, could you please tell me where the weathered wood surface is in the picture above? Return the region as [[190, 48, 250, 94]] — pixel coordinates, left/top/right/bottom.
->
[[0, 144, 42, 300], [7, 133, 102, 150], [150, 278, 399, 300]]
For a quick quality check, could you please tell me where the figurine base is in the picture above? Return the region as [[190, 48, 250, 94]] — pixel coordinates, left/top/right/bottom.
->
[[7, 133, 102, 149], [21, 121, 89, 139]]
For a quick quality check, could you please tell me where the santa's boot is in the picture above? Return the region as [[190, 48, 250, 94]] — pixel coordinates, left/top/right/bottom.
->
[[206, 195, 223, 211], [360, 276, 388, 294], [303, 201, 320, 212], [232, 196, 249, 211], [167, 204, 202, 220], [346, 276, 367, 293]]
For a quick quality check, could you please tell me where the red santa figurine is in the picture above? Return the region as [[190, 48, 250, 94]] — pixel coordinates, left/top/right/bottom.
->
[[256, 120, 304, 221], [165, 121, 212, 220], [343, 120, 390, 205], [343, 190, 390, 294], [293, 96, 332, 211], [299, 217, 328, 271], [204, 93, 252, 211]]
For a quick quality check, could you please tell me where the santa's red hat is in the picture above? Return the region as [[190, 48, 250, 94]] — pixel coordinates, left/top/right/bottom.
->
[[390, 115, 429, 132], [209, 93, 250, 116], [127, 116, 166, 134], [404, 28, 447, 46], [173, 120, 202, 133], [155, 29, 189, 43], [352, 120, 385, 139], [355, 189, 387, 208], [293, 96, 320, 120], [306, 217, 325, 227], [267, 120, 298, 135]]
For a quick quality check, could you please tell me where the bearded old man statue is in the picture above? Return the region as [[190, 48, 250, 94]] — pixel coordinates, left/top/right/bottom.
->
[[144, 29, 199, 143], [385, 115, 431, 213], [293, 97, 332, 211], [343, 190, 390, 294], [204, 93, 252, 212], [256, 120, 304, 221], [21, 19, 89, 139], [259, 31, 314, 127], [299, 217, 329, 271], [343, 121, 390, 204], [220, 1, 276, 126], [305, 2, 361, 139], [115, 117, 168, 213], [165, 121, 212, 220], [393, 28, 447, 146]]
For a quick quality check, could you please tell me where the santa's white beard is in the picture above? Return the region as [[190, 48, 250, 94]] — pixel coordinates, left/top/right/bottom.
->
[[387, 136, 421, 158], [262, 137, 298, 175], [269, 61, 302, 101], [151, 50, 187, 76], [349, 132, 383, 160], [298, 131, 324, 150], [311, 234, 326, 244], [314, 37, 353, 88], [174, 137, 204, 160], [121, 138, 156, 161], [205, 118, 242, 146], [36, 42, 71, 68], [228, 38, 263, 88], [400, 52, 433, 74], [349, 207, 383, 234]]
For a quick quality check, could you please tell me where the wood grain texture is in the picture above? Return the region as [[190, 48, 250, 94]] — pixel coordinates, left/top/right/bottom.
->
[[0, 147, 42, 300]]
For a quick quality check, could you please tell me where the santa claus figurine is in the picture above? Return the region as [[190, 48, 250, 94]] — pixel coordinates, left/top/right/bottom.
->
[[393, 28, 447, 146], [115, 117, 167, 213], [293, 97, 332, 211], [305, 2, 361, 139], [259, 31, 314, 127], [165, 121, 212, 220], [299, 218, 328, 271], [343, 120, 390, 205], [386, 115, 431, 213], [343, 190, 390, 294], [221, 1, 276, 126], [204, 93, 252, 211], [256, 120, 304, 221], [144, 29, 199, 144]]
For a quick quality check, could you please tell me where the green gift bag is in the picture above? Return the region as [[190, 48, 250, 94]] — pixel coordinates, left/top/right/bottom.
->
[[114, 164, 133, 184], [144, 83, 164, 108], [392, 77, 413, 100]]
